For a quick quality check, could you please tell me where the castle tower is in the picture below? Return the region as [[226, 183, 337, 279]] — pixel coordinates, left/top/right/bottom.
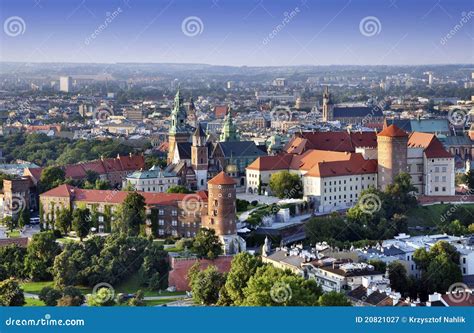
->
[[168, 89, 190, 163], [187, 97, 197, 128], [322, 86, 333, 121], [203, 171, 246, 254], [191, 123, 208, 190], [219, 107, 239, 142], [377, 124, 408, 190]]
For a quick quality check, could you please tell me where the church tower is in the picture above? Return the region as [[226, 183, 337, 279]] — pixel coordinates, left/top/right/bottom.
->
[[219, 107, 239, 142], [191, 123, 208, 190], [168, 89, 190, 164], [322, 86, 334, 122], [203, 172, 246, 254], [377, 124, 408, 190]]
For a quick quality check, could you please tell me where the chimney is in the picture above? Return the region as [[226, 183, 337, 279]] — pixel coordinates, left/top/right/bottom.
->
[[129, 152, 133, 158]]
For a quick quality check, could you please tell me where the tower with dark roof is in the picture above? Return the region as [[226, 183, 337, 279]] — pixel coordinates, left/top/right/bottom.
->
[[322, 86, 334, 121], [191, 123, 208, 190], [377, 124, 408, 190]]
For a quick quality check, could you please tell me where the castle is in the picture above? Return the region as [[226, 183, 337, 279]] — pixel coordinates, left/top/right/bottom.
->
[[166, 90, 266, 190], [247, 124, 455, 213], [40, 171, 245, 254]]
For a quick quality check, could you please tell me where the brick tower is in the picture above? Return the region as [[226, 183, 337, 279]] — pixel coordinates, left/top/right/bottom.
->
[[377, 124, 408, 190], [322, 86, 334, 122], [191, 123, 208, 190], [202, 171, 245, 254]]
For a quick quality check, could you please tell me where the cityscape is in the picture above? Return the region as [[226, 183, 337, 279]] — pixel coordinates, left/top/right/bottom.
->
[[0, 0, 473, 319]]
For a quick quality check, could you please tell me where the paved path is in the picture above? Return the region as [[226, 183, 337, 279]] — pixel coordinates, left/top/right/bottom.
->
[[143, 295, 188, 301]]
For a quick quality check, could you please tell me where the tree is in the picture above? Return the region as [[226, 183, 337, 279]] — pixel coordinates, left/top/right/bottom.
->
[[221, 252, 262, 305], [40, 166, 65, 192], [0, 244, 26, 280], [166, 185, 193, 194], [25, 231, 60, 281], [87, 287, 116, 306], [387, 262, 409, 293], [193, 228, 222, 259], [57, 286, 85, 306], [318, 291, 351, 306], [55, 208, 72, 235], [269, 171, 303, 199], [121, 192, 146, 236], [242, 265, 322, 306], [17, 208, 30, 228], [0, 278, 25, 306], [368, 260, 387, 274], [188, 265, 226, 305], [128, 290, 145, 306], [414, 241, 462, 294], [72, 207, 91, 241], [39, 286, 62, 306], [140, 242, 169, 290], [465, 170, 474, 190], [384, 172, 417, 216]]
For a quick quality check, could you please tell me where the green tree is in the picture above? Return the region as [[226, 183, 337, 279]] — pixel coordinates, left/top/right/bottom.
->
[[0, 244, 26, 280], [39, 286, 62, 306], [166, 185, 193, 194], [57, 286, 85, 306], [384, 172, 418, 216], [55, 208, 72, 235], [387, 262, 409, 293], [368, 260, 387, 274], [242, 265, 322, 306], [188, 265, 226, 305], [128, 290, 145, 306], [193, 228, 222, 260], [221, 252, 262, 305], [318, 291, 351, 306], [17, 208, 30, 228], [40, 166, 65, 191], [121, 192, 146, 236], [0, 278, 25, 306], [72, 207, 91, 241], [25, 231, 60, 281], [87, 287, 116, 306], [269, 171, 303, 199]]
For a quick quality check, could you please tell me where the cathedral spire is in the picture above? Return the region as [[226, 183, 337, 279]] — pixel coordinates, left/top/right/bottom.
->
[[169, 88, 187, 135], [219, 107, 239, 142]]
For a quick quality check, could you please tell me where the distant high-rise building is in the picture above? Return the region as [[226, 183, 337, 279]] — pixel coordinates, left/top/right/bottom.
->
[[59, 76, 72, 93]]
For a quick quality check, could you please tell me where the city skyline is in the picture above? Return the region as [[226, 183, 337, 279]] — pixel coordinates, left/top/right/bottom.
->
[[0, 0, 473, 66]]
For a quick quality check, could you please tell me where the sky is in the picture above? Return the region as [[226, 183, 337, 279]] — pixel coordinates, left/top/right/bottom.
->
[[0, 0, 473, 66]]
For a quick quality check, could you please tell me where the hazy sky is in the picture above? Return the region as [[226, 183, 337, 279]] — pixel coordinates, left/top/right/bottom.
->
[[0, 0, 473, 66]]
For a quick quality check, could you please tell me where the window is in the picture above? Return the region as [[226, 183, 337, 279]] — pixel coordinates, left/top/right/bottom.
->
[[159, 219, 164, 226], [442, 166, 446, 172], [172, 210, 177, 216], [172, 220, 177, 226], [158, 229, 164, 236], [158, 209, 164, 215]]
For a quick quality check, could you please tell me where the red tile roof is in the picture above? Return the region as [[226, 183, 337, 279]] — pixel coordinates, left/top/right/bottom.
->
[[41, 185, 208, 206], [284, 131, 377, 154], [0, 237, 29, 248], [408, 132, 452, 158], [208, 171, 236, 185], [377, 124, 408, 137], [305, 154, 378, 177]]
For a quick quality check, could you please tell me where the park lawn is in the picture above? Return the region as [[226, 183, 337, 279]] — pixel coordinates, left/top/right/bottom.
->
[[21, 281, 92, 295], [115, 274, 186, 297], [24, 298, 46, 306], [20, 281, 55, 294], [143, 298, 180, 306], [8, 230, 21, 238], [406, 203, 474, 231]]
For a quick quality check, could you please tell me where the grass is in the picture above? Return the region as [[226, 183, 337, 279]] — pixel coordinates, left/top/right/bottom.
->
[[406, 203, 474, 233], [144, 298, 180, 306], [115, 274, 186, 297], [8, 230, 20, 238], [20, 281, 55, 294], [24, 298, 46, 306], [20, 281, 92, 295]]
